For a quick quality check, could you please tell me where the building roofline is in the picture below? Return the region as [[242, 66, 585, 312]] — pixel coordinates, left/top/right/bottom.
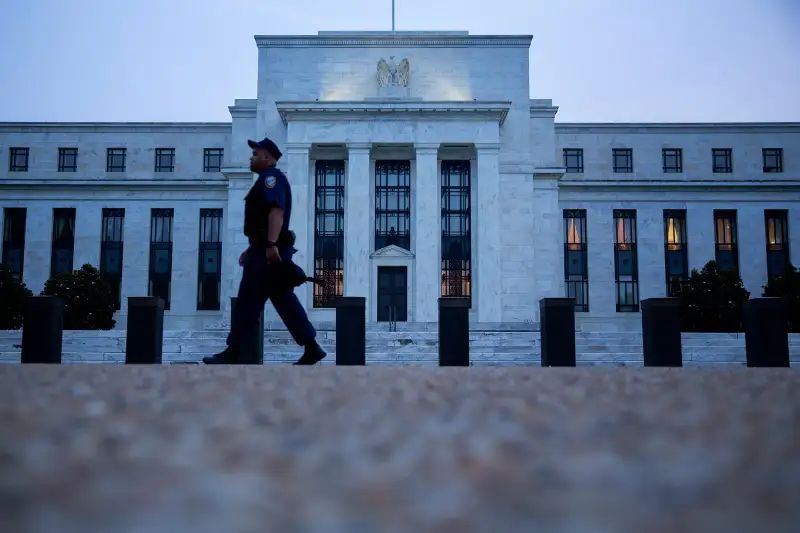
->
[[0, 122, 231, 133], [255, 33, 533, 48], [555, 122, 800, 132]]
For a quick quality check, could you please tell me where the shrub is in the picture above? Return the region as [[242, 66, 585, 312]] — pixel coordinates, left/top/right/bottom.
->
[[0, 266, 33, 330], [676, 260, 750, 332], [762, 265, 800, 333], [41, 264, 116, 330]]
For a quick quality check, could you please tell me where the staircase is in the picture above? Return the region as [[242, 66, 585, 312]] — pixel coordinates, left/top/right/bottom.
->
[[1, 325, 798, 365]]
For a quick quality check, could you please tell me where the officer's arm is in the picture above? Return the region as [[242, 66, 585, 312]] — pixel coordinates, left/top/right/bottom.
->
[[263, 173, 287, 244]]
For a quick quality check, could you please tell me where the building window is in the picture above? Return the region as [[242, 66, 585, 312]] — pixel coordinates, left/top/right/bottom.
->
[[662, 148, 683, 173], [58, 148, 78, 172], [203, 148, 224, 172], [100, 208, 125, 310], [613, 210, 639, 312], [155, 148, 175, 172], [563, 149, 584, 173], [196, 209, 223, 310], [149, 208, 174, 310], [9, 148, 29, 172], [2, 208, 27, 281], [313, 161, 345, 308], [713, 210, 739, 275], [663, 209, 688, 297], [50, 208, 76, 278], [712, 148, 732, 173], [563, 209, 589, 312], [762, 148, 783, 173], [375, 160, 411, 251], [612, 148, 633, 173], [441, 161, 471, 303], [765, 210, 790, 279], [106, 148, 126, 172]]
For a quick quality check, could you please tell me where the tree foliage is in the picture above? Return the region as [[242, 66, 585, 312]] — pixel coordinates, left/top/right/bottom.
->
[[762, 264, 800, 333], [41, 264, 116, 330], [676, 260, 750, 332], [0, 265, 32, 330]]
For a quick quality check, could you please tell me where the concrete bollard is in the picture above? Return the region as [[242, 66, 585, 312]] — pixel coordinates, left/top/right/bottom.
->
[[21, 296, 65, 364], [743, 298, 790, 368], [125, 297, 165, 364], [335, 297, 366, 365], [230, 296, 264, 365], [438, 297, 470, 367], [539, 298, 577, 367], [641, 298, 683, 367]]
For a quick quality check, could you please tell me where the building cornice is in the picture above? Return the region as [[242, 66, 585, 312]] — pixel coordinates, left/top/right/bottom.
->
[[0, 122, 231, 133], [558, 179, 800, 192], [275, 100, 511, 125], [255, 33, 533, 48], [555, 122, 800, 134], [0, 179, 229, 191]]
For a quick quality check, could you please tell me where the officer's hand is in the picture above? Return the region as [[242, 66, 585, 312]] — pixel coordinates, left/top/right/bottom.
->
[[266, 246, 281, 264], [238, 251, 246, 267]]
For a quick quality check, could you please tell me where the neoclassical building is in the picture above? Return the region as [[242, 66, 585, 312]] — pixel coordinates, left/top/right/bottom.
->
[[1, 31, 799, 331]]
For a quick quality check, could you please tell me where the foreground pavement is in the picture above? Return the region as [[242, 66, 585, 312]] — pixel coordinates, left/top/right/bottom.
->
[[0, 365, 797, 533]]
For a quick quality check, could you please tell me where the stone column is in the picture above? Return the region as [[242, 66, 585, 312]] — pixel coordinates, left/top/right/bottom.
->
[[73, 204, 102, 270], [344, 144, 371, 299], [475, 143, 502, 323], [285, 143, 312, 310], [531, 172, 565, 307], [414, 143, 440, 322], [221, 168, 256, 324], [22, 204, 53, 294]]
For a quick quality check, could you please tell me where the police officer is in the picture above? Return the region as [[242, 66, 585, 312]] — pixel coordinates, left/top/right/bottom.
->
[[203, 137, 327, 365]]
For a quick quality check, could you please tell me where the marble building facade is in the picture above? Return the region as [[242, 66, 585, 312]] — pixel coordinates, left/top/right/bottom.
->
[[1, 31, 799, 331]]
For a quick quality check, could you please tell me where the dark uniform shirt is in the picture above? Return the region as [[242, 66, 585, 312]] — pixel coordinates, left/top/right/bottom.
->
[[243, 167, 293, 259]]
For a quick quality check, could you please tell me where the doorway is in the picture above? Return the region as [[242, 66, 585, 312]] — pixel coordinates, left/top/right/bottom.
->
[[377, 266, 408, 322]]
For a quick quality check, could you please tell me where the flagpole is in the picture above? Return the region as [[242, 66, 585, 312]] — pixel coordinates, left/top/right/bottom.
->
[[392, 0, 395, 32]]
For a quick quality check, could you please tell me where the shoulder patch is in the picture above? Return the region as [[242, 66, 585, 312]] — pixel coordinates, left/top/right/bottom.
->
[[265, 176, 277, 188]]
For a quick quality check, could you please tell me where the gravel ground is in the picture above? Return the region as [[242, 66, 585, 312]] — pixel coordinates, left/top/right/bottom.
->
[[0, 365, 798, 533]]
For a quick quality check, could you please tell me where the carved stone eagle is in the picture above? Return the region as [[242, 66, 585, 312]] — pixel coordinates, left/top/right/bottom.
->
[[377, 56, 410, 88], [377, 58, 392, 87], [396, 58, 410, 87]]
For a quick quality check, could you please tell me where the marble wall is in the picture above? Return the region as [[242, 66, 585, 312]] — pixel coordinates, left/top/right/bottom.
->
[[2, 32, 799, 329]]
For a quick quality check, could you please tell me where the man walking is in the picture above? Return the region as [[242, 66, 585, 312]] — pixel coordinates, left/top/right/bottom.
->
[[203, 137, 327, 365]]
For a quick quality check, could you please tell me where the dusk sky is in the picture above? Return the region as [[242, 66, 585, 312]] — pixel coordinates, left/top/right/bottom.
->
[[1, 0, 798, 123]]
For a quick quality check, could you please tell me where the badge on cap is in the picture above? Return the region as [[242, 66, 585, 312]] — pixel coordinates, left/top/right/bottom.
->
[[265, 176, 276, 188]]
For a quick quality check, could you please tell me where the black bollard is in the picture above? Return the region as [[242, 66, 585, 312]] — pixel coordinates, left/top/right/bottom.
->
[[539, 298, 577, 367], [335, 297, 366, 365], [230, 296, 264, 365], [743, 298, 790, 368], [125, 297, 165, 364], [641, 298, 683, 367], [439, 297, 470, 366], [21, 296, 65, 364]]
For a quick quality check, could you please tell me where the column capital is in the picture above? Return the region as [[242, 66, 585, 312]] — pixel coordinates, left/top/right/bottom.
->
[[285, 142, 312, 154], [347, 143, 372, 152], [414, 142, 440, 154], [475, 142, 501, 153]]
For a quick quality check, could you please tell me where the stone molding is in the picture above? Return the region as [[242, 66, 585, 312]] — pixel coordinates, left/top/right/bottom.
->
[[255, 34, 532, 48], [276, 100, 511, 125], [0, 122, 230, 133], [555, 122, 800, 134]]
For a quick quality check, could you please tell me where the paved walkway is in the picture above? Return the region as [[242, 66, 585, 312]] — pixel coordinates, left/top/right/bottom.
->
[[0, 365, 798, 533]]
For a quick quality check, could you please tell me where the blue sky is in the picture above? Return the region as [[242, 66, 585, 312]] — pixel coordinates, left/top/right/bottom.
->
[[0, 0, 798, 123]]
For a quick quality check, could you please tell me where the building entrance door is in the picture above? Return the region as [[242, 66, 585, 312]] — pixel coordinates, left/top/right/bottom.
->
[[377, 266, 408, 322]]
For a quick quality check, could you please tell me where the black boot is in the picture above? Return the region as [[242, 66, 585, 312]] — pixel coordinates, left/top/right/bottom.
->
[[293, 341, 327, 365], [202, 346, 239, 365]]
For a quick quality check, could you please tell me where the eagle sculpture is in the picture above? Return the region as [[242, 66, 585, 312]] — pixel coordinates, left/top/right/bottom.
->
[[377, 58, 392, 87], [377, 57, 410, 87], [396, 58, 410, 87]]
